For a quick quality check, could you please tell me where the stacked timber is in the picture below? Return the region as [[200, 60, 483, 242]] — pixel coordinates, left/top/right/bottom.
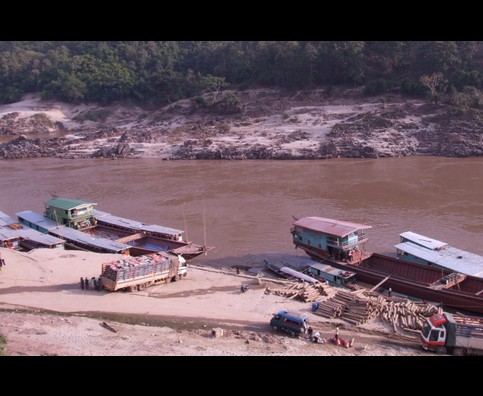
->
[[312, 289, 441, 330], [312, 296, 345, 319], [313, 290, 381, 324], [335, 291, 382, 325], [378, 299, 441, 331], [269, 281, 442, 332], [266, 281, 335, 302]]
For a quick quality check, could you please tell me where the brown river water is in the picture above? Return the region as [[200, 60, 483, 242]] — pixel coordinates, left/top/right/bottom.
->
[[1, 157, 482, 267]]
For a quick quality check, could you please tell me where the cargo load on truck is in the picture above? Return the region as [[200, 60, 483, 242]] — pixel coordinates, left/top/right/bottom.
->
[[100, 251, 186, 292]]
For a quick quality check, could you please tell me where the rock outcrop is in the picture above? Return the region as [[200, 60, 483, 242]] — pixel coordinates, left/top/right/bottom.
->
[[0, 89, 482, 160]]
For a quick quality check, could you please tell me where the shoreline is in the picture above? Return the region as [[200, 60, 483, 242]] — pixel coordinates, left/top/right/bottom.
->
[[0, 247, 426, 356]]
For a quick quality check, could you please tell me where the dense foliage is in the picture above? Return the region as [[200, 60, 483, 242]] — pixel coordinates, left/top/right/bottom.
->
[[0, 41, 481, 104]]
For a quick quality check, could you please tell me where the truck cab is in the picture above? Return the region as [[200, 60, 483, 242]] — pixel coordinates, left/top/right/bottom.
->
[[420, 312, 483, 356], [420, 313, 447, 353]]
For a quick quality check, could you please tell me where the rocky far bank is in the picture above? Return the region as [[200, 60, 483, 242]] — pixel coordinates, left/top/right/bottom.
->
[[0, 88, 482, 160]]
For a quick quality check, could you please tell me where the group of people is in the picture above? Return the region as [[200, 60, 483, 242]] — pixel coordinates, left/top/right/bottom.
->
[[307, 326, 355, 348], [80, 276, 102, 291]]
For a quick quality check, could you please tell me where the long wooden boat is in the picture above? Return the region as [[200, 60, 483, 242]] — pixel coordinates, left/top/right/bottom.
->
[[264, 259, 318, 283], [291, 216, 483, 314], [93, 210, 212, 259], [15, 196, 213, 259], [298, 247, 483, 315]]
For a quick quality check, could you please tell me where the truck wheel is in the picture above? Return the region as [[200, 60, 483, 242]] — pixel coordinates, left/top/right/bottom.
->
[[272, 326, 278, 332], [129, 286, 137, 292], [453, 348, 465, 356], [435, 346, 447, 355], [137, 283, 146, 291]]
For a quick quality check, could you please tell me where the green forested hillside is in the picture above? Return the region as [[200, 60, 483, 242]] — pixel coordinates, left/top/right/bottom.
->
[[0, 41, 481, 105]]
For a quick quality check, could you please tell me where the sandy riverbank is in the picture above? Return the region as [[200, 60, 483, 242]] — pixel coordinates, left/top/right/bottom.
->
[[0, 247, 426, 356]]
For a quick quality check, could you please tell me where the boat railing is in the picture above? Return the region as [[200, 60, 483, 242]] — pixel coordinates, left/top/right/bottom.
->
[[327, 237, 368, 249]]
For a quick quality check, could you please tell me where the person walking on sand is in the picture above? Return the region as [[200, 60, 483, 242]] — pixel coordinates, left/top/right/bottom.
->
[[308, 326, 313, 340], [85, 277, 89, 291], [80, 277, 85, 290]]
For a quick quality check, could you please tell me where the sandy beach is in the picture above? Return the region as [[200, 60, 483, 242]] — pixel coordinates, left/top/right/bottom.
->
[[0, 247, 427, 356]]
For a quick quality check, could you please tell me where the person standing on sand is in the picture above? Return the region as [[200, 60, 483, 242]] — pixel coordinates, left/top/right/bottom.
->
[[80, 277, 85, 290], [308, 326, 313, 340], [85, 277, 89, 290], [331, 326, 354, 348]]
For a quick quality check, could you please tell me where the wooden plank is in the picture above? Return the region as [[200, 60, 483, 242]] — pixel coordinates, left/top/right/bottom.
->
[[369, 276, 390, 292]]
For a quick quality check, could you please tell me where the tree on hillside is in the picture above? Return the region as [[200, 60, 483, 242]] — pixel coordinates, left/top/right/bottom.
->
[[200, 74, 229, 103], [0, 41, 482, 104], [420, 72, 447, 103], [332, 41, 366, 85], [42, 71, 86, 102]]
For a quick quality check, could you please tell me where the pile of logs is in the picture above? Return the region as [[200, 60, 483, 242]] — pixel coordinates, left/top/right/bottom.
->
[[313, 290, 382, 325], [378, 298, 441, 331], [312, 296, 345, 319], [266, 281, 336, 302], [336, 291, 383, 325], [312, 289, 441, 331], [267, 280, 442, 332]]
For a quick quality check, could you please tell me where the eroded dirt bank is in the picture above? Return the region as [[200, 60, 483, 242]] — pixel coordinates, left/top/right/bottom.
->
[[0, 89, 481, 160]]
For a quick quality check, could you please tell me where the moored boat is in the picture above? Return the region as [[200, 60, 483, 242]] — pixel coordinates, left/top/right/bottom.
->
[[395, 231, 483, 278], [292, 216, 483, 314], [16, 197, 212, 259], [264, 259, 318, 283]]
